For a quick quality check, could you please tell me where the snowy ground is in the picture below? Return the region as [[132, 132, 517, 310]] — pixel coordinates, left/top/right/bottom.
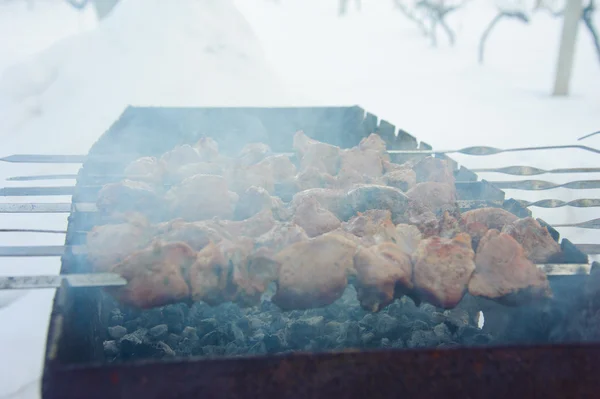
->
[[0, 0, 599, 397]]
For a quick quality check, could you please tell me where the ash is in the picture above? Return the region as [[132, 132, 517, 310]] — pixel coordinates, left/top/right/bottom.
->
[[103, 286, 492, 361]]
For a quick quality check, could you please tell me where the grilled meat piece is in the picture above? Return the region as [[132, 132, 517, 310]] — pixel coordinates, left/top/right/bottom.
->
[[339, 147, 384, 178], [292, 196, 341, 238], [383, 167, 417, 192], [291, 188, 352, 221], [272, 233, 357, 310], [335, 164, 366, 189], [404, 200, 439, 237], [394, 223, 422, 255], [412, 233, 476, 309], [164, 174, 237, 221], [413, 156, 455, 185], [255, 222, 309, 253], [160, 144, 202, 177], [109, 241, 197, 309], [259, 154, 297, 183], [296, 166, 336, 191], [406, 181, 456, 214], [293, 130, 341, 175], [234, 186, 291, 221], [358, 133, 388, 158], [501, 217, 561, 263], [170, 162, 223, 183], [343, 209, 392, 238], [156, 219, 230, 251], [216, 209, 277, 238], [192, 137, 220, 161], [87, 220, 154, 273], [438, 210, 463, 239], [462, 207, 518, 231], [97, 180, 163, 216], [227, 159, 275, 194], [123, 156, 165, 185], [469, 229, 552, 305], [238, 143, 271, 167], [353, 242, 413, 312], [346, 184, 410, 221]]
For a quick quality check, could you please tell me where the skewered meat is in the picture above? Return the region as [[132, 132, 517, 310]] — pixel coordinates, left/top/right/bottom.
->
[[228, 159, 275, 194], [383, 167, 416, 192], [404, 200, 439, 237], [394, 224, 422, 255], [339, 147, 384, 178], [272, 233, 358, 310], [413, 156, 455, 185], [216, 209, 277, 238], [343, 210, 392, 238], [238, 143, 271, 167], [412, 233, 476, 309], [108, 241, 197, 309], [468, 229, 552, 305], [160, 144, 202, 177], [462, 207, 518, 231], [438, 210, 463, 239], [296, 167, 336, 191], [291, 188, 352, 221], [165, 174, 237, 221], [353, 242, 413, 312], [255, 222, 309, 253], [155, 219, 229, 251], [406, 182, 456, 214], [502, 217, 561, 263], [234, 186, 291, 221], [293, 130, 340, 175], [87, 220, 154, 272], [292, 197, 341, 237], [193, 137, 219, 161], [346, 184, 409, 221], [335, 164, 366, 189], [97, 180, 163, 216], [124, 156, 165, 185], [358, 133, 388, 159], [259, 154, 297, 182], [170, 162, 223, 183]]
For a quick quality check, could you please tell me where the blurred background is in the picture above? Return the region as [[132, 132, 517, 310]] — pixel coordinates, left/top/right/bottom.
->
[[0, 0, 598, 398]]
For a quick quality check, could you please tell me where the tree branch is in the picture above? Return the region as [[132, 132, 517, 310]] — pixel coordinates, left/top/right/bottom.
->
[[479, 11, 529, 64], [582, 0, 600, 63], [64, 0, 90, 10]]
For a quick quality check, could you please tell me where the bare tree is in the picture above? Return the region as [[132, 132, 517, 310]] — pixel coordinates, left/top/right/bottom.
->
[[64, 0, 119, 20], [479, 10, 529, 64], [339, 0, 361, 16]]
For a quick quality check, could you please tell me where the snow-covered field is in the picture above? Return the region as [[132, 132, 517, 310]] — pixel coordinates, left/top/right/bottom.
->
[[0, 0, 598, 397]]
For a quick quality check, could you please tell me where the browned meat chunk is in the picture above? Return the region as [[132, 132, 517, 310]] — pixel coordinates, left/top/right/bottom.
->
[[291, 188, 352, 221], [192, 137, 219, 161], [343, 209, 392, 238], [403, 200, 439, 237], [188, 238, 270, 307], [97, 180, 163, 215], [339, 147, 384, 178], [353, 242, 413, 312], [170, 162, 223, 183], [259, 155, 297, 182], [234, 186, 291, 221], [164, 174, 237, 221], [468, 229, 552, 305], [160, 145, 202, 177], [238, 143, 271, 166], [406, 182, 456, 214], [346, 184, 409, 221], [462, 207, 518, 231], [292, 197, 341, 237], [502, 217, 561, 263], [412, 233, 476, 308], [216, 209, 277, 238], [124, 156, 165, 185], [413, 156, 455, 185], [272, 234, 357, 310], [109, 241, 197, 309], [293, 130, 340, 175], [87, 220, 154, 272], [358, 133, 388, 158], [227, 160, 275, 194], [383, 168, 416, 192], [296, 167, 336, 191], [438, 210, 463, 238], [156, 219, 229, 250], [335, 164, 365, 189], [255, 222, 309, 253], [395, 224, 422, 255]]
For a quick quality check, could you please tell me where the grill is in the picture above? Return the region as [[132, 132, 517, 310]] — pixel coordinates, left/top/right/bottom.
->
[[1, 105, 599, 398]]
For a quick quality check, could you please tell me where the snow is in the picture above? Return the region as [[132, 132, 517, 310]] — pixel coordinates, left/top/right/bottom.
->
[[0, 0, 599, 397]]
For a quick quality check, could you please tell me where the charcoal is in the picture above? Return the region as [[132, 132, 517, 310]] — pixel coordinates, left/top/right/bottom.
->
[[264, 332, 286, 352], [457, 325, 482, 341], [228, 322, 245, 342], [466, 334, 493, 346], [200, 330, 230, 347], [162, 304, 187, 333], [287, 316, 324, 347], [123, 319, 140, 333], [224, 342, 242, 356], [437, 342, 460, 348], [380, 338, 391, 348], [182, 326, 199, 341], [359, 314, 376, 329], [149, 324, 169, 340], [323, 321, 345, 338], [165, 333, 181, 349], [235, 318, 251, 334], [103, 340, 119, 357], [109, 309, 124, 326], [202, 345, 226, 357], [344, 321, 361, 345], [140, 309, 164, 328], [360, 332, 376, 347], [197, 318, 219, 336], [410, 320, 429, 332], [119, 329, 165, 359], [248, 341, 267, 355], [375, 314, 402, 339], [433, 323, 451, 340], [153, 341, 176, 357], [391, 338, 405, 348], [108, 325, 127, 340], [407, 330, 439, 348]]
